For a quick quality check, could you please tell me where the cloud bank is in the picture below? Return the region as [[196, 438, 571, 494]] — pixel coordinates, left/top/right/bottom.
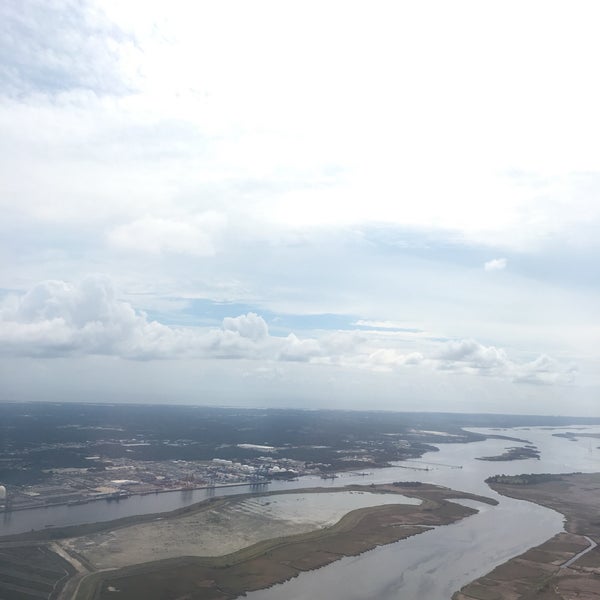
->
[[2, 2, 598, 411], [0, 277, 575, 386]]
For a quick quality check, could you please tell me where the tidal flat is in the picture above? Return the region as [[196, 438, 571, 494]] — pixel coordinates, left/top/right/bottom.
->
[[62, 489, 421, 570], [63, 483, 496, 600]]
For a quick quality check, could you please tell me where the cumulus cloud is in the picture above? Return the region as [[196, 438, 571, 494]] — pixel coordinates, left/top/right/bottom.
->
[[484, 258, 507, 271], [436, 339, 508, 367], [512, 355, 578, 386], [277, 334, 322, 362], [0, 276, 319, 362], [0, 276, 178, 358], [434, 338, 573, 385], [365, 349, 424, 371], [222, 312, 268, 341], [0, 277, 576, 386]]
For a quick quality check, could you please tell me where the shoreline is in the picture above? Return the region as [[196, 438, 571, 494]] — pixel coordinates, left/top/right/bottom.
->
[[0, 428, 503, 520], [4, 424, 542, 523], [0, 485, 366, 543], [3, 482, 496, 544], [0, 427, 493, 520], [453, 472, 600, 599], [0, 459, 432, 520], [0, 480, 266, 516]]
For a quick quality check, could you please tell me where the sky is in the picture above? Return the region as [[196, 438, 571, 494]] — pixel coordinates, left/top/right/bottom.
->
[[1, 0, 599, 415]]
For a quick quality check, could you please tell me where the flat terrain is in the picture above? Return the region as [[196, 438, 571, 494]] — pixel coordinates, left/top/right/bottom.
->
[[453, 472, 600, 600], [61, 490, 419, 569], [0, 544, 74, 600], [63, 483, 495, 600]]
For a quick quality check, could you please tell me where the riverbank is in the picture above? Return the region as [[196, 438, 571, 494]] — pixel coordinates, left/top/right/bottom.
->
[[0, 484, 414, 543], [453, 472, 600, 599], [0, 480, 271, 515], [49, 482, 495, 600]]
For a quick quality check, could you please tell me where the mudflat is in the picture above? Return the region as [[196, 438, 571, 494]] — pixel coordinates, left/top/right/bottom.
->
[[70, 483, 495, 600], [62, 489, 420, 569], [453, 472, 600, 600]]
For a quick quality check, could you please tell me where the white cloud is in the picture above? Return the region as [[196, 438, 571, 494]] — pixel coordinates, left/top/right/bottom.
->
[[484, 258, 507, 271], [277, 334, 322, 362], [365, 349, 425, 371], [107, 213, 226, 256], [353, 320, 424, 333], [2, 1, 599, 410], [434, 338, 574, 385], [512, 355, 567, 386], [222, 313, 268, 342], [0, 0, 138, 96], [0, 276, 177, 358], [0, 276, 318, 362], [0, 277, 575, 387], [436, 339, 509, 370], [3, 1, 600, 253]]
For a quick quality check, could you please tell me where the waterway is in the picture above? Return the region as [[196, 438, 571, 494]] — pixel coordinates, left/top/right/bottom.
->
[[3, 425, 600, 600], [243, 425, 600, 600]]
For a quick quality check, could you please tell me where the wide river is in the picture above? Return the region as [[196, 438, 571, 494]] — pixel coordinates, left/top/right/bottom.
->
[[3, 426, 600, 599]]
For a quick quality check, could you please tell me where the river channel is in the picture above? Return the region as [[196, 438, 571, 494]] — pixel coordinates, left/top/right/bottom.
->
[[245, 425, 600, 600], [3, 426, 600, 599]]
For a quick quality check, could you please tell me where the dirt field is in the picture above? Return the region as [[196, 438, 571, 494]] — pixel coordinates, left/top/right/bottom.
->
[[453, 473, 600, 600]]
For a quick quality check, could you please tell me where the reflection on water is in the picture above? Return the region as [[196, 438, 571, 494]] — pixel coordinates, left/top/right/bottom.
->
[[180, 488, 193, 503], [238, 491, 420, 527]]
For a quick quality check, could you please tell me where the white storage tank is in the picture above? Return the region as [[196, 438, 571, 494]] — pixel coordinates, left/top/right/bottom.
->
[[0, 485, 6, 501]]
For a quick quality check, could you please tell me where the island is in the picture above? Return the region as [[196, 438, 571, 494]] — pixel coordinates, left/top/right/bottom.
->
[[476, 444, 540, 461]]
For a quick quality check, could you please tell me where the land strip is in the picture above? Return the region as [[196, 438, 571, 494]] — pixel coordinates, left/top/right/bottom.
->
[[453, 472, 600, 600]]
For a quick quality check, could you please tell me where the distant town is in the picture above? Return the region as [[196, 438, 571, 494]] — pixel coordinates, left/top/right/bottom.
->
[[1, 402, 596, 513]]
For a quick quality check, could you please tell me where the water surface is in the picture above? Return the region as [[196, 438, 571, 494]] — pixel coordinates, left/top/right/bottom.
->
[[243, 426, 600, 600], [238, 491, 420, 527]]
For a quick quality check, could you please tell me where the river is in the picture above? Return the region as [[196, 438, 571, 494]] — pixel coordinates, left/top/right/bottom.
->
[[243, 425, 600, 600], [3, 425, 600, 599]]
